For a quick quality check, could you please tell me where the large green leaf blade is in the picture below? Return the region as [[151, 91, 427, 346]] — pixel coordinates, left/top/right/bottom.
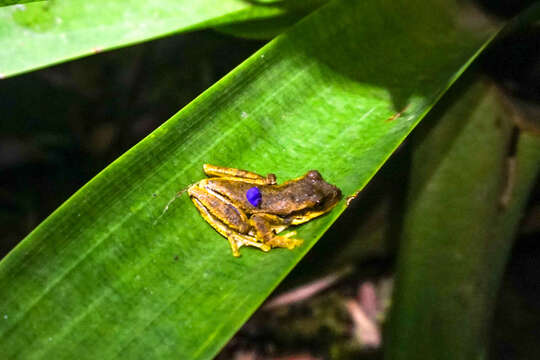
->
[[385, 77, 540, 360], [0, 0, 501, 359], [0, 0, 285, 78]]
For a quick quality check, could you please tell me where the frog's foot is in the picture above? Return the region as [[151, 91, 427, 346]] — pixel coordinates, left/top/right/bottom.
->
[[265, 235, 303, 250], [250, 214, 303, 251], [228, 233, 270, 257]]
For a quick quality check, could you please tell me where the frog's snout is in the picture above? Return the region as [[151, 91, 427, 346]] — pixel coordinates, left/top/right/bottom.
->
[[327, 185, 342, 204]]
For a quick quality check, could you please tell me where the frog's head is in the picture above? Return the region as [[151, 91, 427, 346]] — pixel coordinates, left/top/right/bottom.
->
[[304, 170, 342, 212], [261, 170, 341, 217]]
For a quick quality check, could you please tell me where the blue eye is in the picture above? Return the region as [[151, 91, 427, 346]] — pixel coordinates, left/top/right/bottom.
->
[[246, 187, 262, 207]]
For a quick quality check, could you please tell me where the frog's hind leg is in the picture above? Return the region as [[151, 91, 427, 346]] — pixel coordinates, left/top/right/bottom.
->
[[189, 185, 251, 234], [250, 214, 303, 250], [203, 164, 276, 185], [191, 197, 270, 257]]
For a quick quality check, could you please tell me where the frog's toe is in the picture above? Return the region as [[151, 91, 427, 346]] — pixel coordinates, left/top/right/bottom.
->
[[281, 231, 297, 239], [227, 238, 241, 257], [260, 244, 271, 252], [287, 238, 304, 249], [266, 236, 303, 250]]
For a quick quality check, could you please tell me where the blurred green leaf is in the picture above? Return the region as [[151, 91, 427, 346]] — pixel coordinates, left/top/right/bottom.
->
[[0, 0, 290, 78], [386, 76, 540, 360], [214, 0, 327, 39], [0, 0, 43, 8], [0, 0, 502, 359]]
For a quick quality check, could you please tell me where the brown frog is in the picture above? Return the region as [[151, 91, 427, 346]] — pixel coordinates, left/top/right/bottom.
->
[[188, 164, 342, 257]]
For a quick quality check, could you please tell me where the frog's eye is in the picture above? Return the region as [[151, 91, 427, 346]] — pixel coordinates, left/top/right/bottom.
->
[[307, 170, 322, 181]]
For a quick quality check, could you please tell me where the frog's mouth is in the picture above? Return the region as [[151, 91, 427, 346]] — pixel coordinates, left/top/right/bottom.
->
[[292, 186, 342, 216], [319, 186, 342, 211], [316, 181, 342, 207]]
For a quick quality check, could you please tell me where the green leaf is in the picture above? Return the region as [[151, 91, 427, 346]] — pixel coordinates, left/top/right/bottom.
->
[[0, 0, 287, 78], [214, 0, 327, 39], [0, 0, 501, 359], [0, 0, 43, 9], [385, 77, 540, 360]]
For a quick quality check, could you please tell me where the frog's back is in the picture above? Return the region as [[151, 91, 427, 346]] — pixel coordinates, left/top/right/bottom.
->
[[206, 170, 341, 218]]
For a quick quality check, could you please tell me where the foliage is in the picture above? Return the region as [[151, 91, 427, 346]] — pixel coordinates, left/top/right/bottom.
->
[[1, 0, 538, 359]]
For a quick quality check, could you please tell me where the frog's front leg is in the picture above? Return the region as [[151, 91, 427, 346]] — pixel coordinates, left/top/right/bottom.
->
[[203, 164, 276, 185], [188, 185, 270, 256], [250, 213, 303, 250]]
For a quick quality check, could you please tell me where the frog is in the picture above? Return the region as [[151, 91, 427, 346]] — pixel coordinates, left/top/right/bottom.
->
[[187, 164, 342, 257]]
